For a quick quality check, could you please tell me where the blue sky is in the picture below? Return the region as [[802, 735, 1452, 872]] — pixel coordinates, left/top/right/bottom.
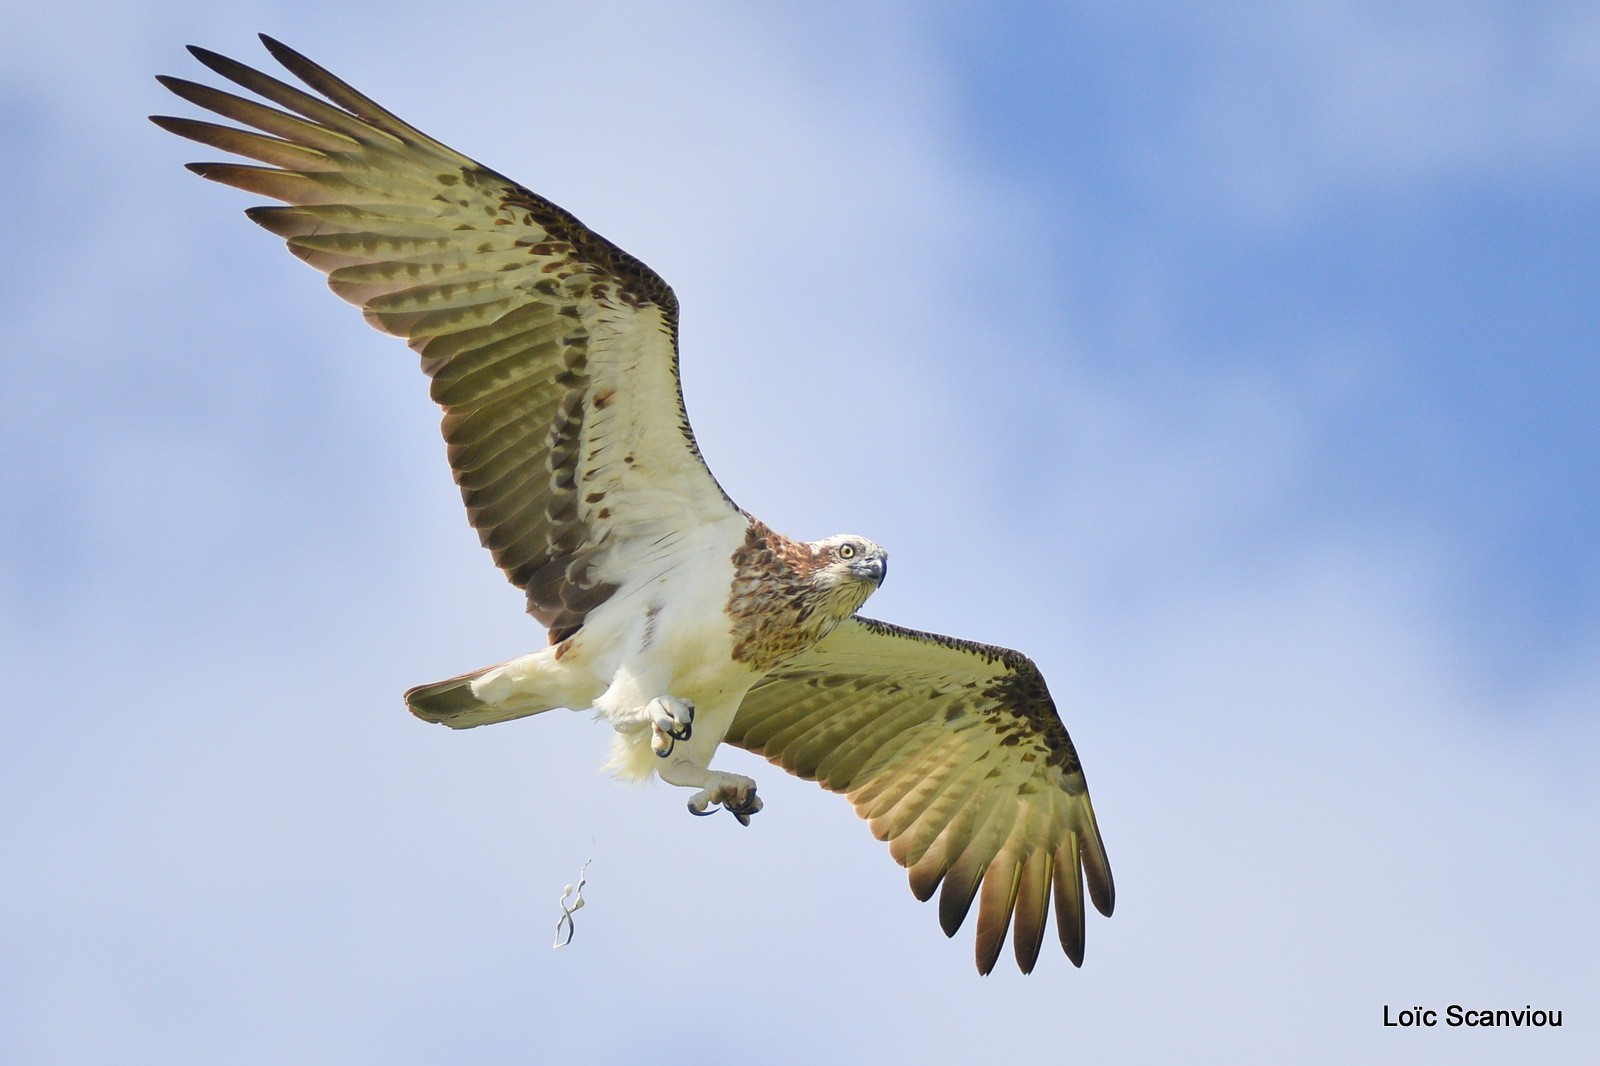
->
[[2, 2, 1596, 1063]]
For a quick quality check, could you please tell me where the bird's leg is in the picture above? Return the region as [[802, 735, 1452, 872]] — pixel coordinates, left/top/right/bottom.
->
[[658, 757, 763, 826]]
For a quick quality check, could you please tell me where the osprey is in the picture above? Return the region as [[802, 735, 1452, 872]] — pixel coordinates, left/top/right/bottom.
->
[[154, 36, 1114, 974]]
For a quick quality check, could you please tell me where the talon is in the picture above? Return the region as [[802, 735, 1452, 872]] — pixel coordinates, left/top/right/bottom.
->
[[724, 790, 763, 826], [669, 701, 695, 742], [688, 799, 717, 817], [649, 696, 694, 757], [649, 696, 694, 752]]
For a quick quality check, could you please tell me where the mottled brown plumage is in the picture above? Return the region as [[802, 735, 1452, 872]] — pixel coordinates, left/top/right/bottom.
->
[[727, 519, 857, 670]]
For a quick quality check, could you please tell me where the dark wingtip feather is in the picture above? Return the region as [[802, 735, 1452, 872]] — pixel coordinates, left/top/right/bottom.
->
[[257, 35, 309, 76], [153, 74, 214, 109], [974, 924, 1005, 976], [257, 34, 303, 69], [1011, 851, 1051, 974], [937, 871, 979, 939], [1082, 828, 1115, 917], [907, 863, 942, 903], [972, 860, 1021, 976], [244, 205, 297, 236], [1086, 855, 1115, 918], [185, 44, 236, 76], [1053, 840, 1087, 967]]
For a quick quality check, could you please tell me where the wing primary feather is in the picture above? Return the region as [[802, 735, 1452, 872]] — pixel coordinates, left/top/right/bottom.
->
[[150, 115, 335, 172], [184, 44, 407, 148], [152, 75, 363, 152], [257, 34, 447, 151], [185, 161, 341, 203], [1011, 849, 1054, 974], [937, 862, 984, 940], [1076, 790, 1116, 917], [1052, 835, 1088, 967], [972, 855, 1024, 976]]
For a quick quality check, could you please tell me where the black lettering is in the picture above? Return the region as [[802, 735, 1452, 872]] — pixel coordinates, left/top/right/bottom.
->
[[1384, 1005, 1437, 1027]]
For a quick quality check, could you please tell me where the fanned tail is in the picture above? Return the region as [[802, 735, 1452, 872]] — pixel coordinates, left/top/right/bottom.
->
[[405, 665, 559, 729]]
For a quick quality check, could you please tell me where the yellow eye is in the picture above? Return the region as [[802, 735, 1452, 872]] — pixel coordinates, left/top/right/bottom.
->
[[838, 544, 857, 560]]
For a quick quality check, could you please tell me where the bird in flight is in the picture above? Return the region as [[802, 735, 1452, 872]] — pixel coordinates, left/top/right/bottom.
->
[[153, 36, 1114, 974]]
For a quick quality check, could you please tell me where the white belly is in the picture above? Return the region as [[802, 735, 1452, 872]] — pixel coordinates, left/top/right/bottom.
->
[[562, 522, 761, 778], [464, 516, 764, 780]]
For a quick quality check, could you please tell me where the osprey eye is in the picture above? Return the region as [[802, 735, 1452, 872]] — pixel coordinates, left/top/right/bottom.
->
[[839, 544, 858, 560]]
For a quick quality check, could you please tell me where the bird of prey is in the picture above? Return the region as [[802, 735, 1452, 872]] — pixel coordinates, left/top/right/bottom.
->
[[153, 36, 1114, 975]]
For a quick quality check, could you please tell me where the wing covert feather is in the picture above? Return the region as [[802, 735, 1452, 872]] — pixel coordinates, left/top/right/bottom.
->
[[725, 616, 1114, 974]]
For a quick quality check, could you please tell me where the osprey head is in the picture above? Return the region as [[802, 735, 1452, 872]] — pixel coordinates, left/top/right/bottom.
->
[[810, 533, 888, 617]]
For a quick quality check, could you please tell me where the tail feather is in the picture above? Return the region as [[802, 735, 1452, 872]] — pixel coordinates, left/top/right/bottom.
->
[[405, 663, 559, 729]]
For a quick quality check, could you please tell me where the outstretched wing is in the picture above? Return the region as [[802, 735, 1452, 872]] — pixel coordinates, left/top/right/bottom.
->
[[724, 616, 1114, 974], [153, 37, 741, 639]]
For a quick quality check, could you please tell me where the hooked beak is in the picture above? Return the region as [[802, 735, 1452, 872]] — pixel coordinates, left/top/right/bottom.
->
[[851, 552, 888, 588]]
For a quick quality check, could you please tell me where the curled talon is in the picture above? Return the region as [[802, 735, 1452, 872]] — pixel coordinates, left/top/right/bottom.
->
[[667, 701, 694, 742], [676, 772, 762, 826], [648, 696, 694, 755], [724, 790, 763, 826]]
